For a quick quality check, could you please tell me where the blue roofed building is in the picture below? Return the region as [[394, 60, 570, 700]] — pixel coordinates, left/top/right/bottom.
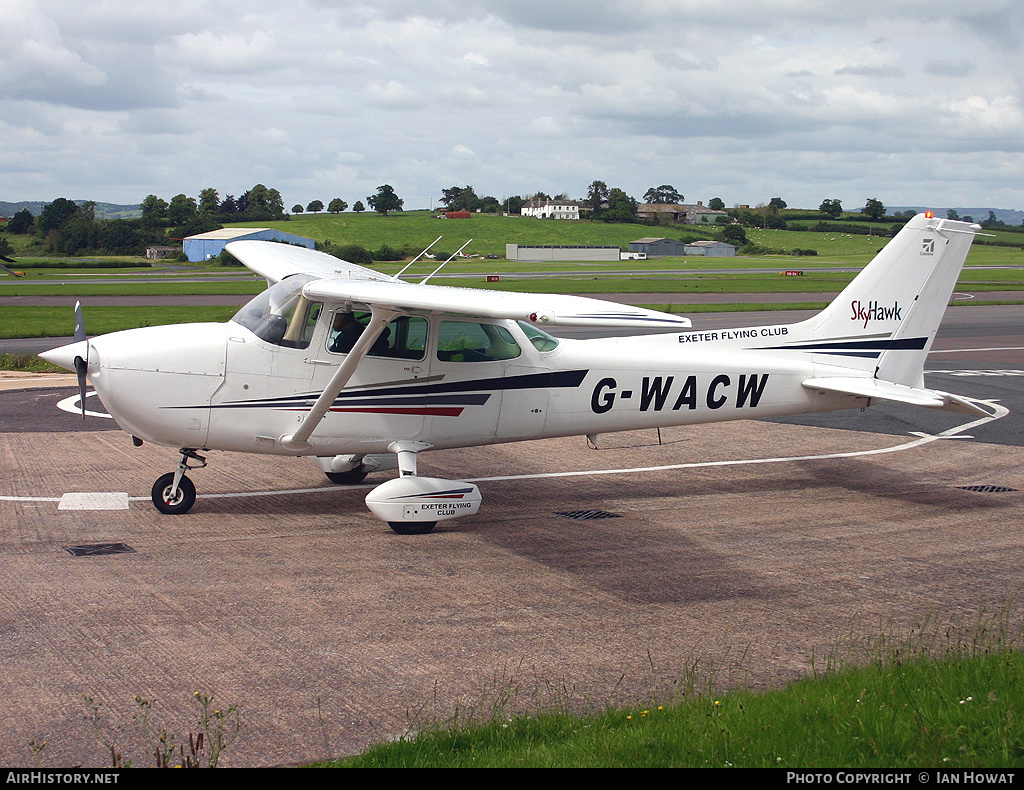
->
[[183, 228, 315, 262]]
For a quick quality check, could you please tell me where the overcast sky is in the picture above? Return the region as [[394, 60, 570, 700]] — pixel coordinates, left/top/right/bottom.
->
[[2, 0, 1022, 211]]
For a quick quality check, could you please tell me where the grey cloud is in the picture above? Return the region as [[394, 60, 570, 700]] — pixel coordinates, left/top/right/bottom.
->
[[961, 6, 1023, 50], [834, 65, 907, 79], [925, 59, 976, 78]]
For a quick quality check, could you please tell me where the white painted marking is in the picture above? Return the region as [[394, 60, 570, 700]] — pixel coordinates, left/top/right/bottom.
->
[[4, 378, 70, 384], [930, 347, 1024, 354], [56, 391, 113, 419], [931, 370, 1024, 377], [467, 401, 1008, 485], [58, 492, 129, 510], [5, 396, 1005, 508]]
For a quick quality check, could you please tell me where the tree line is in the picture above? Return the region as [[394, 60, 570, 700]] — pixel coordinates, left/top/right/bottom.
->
[[6, 183, 1019, 261], [1, 184, 295, 257]]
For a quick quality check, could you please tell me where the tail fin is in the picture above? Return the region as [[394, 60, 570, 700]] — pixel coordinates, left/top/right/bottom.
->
[[792, 212, 979, 386]]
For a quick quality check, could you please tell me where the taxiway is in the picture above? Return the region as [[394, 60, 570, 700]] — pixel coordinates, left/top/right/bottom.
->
[[0, 305, 1021, 767]]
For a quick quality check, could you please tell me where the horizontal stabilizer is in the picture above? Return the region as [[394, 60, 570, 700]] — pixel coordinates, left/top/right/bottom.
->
[[802, 377, 992, 417]]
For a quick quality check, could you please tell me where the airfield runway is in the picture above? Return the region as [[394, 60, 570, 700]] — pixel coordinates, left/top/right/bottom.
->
[[1, 306, 1022, 767]]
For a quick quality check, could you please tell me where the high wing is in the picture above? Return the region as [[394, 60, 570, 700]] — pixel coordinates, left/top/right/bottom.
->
[[226, 238, 691, 452], [302, 279, 691, 329], [227, 239, 396, 285], [227, 239, 692, 330]]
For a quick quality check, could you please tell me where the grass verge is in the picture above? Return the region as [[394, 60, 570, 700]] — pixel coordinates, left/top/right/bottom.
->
[[0, 352, 65, 373], [318, 611, 1024, 768], [0, 305, 240, 339]]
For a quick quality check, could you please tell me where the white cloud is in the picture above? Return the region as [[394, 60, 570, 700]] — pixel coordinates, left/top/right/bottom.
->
[[1, 0, 1022, 210], [364, 80, 425, 109], [169, 30, 286, 74]]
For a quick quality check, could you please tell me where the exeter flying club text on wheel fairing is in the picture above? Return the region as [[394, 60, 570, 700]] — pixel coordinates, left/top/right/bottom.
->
[[41, 213, 992, 533]]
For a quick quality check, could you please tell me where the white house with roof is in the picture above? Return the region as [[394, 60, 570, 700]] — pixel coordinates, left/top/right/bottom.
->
[[520, 199, 583, 220]]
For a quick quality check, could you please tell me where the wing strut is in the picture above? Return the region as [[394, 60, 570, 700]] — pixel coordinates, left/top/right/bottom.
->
[[279, 306, 401, 451]]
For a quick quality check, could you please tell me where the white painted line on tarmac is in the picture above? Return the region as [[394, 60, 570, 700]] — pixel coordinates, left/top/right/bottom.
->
[[468, 400, 1008, 484], [56, 391, 113, 419], [58, 492, 129, 510], [2, 398, 1007, 508], [930, 347, 1024, 354]]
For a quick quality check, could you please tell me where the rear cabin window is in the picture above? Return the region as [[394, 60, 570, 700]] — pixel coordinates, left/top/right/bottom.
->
[[436, 321, 521, 362], [327, 311, 427, 360]]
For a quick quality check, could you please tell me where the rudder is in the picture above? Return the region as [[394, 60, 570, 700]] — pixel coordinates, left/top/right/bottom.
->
[[794, 213, 979, 386]]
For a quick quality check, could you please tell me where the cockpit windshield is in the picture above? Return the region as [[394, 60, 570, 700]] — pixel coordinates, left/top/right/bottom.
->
[[517, 321, 560, 352], [231, 275, 322, 348]]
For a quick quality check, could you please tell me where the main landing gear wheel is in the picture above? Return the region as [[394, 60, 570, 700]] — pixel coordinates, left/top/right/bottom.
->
[[151, 472, 197, 515], [388, 521, 438, 535], [325, 466, 369, 485]]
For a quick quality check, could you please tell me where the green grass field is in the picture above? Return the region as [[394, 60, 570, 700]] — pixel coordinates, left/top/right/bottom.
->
[[2, 211, 1021, 342], [0, 305, 240, 339]]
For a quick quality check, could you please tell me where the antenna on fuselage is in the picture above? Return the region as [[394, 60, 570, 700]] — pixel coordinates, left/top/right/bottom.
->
[[420, 239, 473, 285], [395, 235, 443, 279]]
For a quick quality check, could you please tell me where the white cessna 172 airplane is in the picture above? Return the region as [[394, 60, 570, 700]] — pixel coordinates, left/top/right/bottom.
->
[[41, 212, 988, 533]]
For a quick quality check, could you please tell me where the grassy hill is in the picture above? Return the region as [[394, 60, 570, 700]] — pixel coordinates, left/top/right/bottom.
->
[[229, 210, 1024, 267], [231, 211, 712, 259], [0, 200, 141, 220]]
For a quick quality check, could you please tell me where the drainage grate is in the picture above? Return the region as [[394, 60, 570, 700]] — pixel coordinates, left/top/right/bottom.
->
[[555, 510, 621, 521], [955, 485, 1019, 494], [65, 542, 136, 557]]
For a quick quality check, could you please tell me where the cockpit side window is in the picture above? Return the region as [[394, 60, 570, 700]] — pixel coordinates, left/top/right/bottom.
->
[[327, 311, 427, 360], [436, 321, 522, 362]]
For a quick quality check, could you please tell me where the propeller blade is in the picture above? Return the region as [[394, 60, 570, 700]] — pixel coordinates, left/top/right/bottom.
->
[[74, 355, 88, 421], [74, 301, 87, 343], [72, 301, 89, 420]]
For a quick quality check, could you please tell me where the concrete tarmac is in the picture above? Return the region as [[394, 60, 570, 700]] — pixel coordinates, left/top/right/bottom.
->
[[1, 310, 1023, 767]]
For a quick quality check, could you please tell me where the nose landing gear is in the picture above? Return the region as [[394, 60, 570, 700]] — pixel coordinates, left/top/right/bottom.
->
[[151, 449, 206, 514]]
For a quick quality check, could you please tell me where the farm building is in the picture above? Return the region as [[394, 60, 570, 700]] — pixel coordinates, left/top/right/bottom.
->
[[629, 237, 689, 256], [505, 244, 621, 262], [146, 246, 180, 260], [636, 202, 729, 225], [629, 238, 736, 257], [684, 240, 736, 257], [182, 228, 315, 262]]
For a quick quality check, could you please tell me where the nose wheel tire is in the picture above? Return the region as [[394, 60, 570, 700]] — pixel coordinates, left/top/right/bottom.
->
[[152, 473, 197, 515], [387, 521, 437, 535], [325, 466, 369, 485]]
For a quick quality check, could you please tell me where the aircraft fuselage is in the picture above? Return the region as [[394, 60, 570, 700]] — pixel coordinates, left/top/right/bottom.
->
[[75, 313, 855, 458]]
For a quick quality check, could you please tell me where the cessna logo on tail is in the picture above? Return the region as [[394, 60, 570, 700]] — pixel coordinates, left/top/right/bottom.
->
[[851, 300, 902, 328]]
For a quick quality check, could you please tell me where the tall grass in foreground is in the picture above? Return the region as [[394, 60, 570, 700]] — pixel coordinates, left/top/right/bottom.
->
[[0, 351, 64, 372], [321, 611, 1024, 768]]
